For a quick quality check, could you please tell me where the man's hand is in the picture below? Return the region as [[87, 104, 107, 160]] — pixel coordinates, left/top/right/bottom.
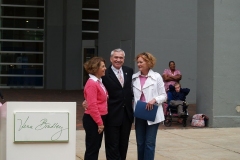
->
[[82, 100, 88, 110]]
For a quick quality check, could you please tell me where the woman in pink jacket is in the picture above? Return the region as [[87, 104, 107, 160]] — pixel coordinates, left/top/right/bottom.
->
[[83, 57, 108, 160]]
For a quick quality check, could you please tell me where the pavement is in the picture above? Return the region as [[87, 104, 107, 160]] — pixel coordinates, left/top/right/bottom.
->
[[1, 89, 240, 160], [76, 128, 240, 160]]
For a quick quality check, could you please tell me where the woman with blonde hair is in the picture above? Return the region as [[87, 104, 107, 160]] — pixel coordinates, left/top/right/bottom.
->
[[132, 52, 167, 160]]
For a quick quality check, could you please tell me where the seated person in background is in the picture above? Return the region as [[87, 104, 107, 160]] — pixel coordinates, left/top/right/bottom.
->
[[162, 61, 182, 91], [168, 83, 190, 116]]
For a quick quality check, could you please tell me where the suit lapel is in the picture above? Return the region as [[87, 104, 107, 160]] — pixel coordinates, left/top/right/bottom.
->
[[122, 66, 128, 87], [142, 78, 154, 89]]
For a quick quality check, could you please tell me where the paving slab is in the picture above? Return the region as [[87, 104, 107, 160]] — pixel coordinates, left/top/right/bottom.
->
[[76, 128, 240, 160]]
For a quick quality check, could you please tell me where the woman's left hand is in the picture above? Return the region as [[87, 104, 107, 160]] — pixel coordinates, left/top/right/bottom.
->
[[146, 99, 156, 111], [98, 125, 104, 134]]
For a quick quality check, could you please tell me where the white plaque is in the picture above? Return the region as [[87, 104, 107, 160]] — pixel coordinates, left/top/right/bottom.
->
[[14, 112, 69, 142]]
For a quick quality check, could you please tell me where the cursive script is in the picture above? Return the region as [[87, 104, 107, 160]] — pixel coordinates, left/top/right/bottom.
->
[[17, 116, 68, 141], [18, 116, 33, 131], [35, 118, 68, 140]]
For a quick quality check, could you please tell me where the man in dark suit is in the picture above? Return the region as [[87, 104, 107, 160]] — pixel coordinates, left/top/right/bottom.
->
[[102, 48, 134, 160]]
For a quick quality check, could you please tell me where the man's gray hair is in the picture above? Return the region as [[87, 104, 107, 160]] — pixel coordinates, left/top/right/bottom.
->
[[110, 48, 125, 57]]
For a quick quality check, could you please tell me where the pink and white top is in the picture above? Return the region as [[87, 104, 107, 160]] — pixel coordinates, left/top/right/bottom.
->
[[162, 68, 181, 91], [139, 75, 148, 102], [84, 74, 108, 126]]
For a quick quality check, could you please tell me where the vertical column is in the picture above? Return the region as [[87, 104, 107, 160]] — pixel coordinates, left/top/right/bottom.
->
[[45, 0, 82, 89], [197, 0, 214, 125], [45, 0, 64, 89], [197, 0, 240, 127], [64, 0, 82, 90]]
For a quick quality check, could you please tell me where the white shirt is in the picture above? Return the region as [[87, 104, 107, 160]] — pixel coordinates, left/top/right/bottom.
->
[[111, 66, 124, 82], [89, 74, 107, 93]]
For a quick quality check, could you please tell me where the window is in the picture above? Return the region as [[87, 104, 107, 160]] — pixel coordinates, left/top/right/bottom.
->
[[82, 0, 99, 40], [0, 0, 44, 88]]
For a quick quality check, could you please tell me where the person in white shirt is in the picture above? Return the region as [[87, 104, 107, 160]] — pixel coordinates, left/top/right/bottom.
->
[[132, 52, 167, 160]]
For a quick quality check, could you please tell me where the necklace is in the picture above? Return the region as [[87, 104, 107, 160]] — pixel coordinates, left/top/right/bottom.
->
[[140, 74, 148, 77]]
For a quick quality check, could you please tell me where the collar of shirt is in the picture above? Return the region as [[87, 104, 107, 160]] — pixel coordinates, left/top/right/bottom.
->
[[89, 74, 107, 94], [89, 74, 102, 82], [111, 66, 123, 76], [140, 74, 148, 78], [133, 69, 156, 80]]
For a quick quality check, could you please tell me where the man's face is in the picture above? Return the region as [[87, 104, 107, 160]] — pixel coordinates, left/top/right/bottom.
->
[[110, 51, 125, 69], [175, 84, 180, 92]]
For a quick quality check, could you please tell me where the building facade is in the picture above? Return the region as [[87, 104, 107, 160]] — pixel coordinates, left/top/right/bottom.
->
[[0, 0, 44, 88], [1, 0, 240, 127]]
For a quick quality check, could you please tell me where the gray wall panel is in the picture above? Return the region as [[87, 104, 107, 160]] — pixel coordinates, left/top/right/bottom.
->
[[64, 0, 82, 90], [99, 0, 136, 68], [213, 0, 240, 127], [135, 0, 197, 103], [45, 0, 64, 89], [45, 0, 82, 90], [197, 0, 214, 126], [198, 0, 240, 127]]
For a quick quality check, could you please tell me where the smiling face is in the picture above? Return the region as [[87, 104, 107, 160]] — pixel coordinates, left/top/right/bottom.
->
[[169, 61, 176, 71], [137, 56, 149, 74], [110, 51, 125, 69], [95, 61, 106, 79]]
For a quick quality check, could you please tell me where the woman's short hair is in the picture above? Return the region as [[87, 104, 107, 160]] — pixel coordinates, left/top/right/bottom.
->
[[169, 61, 175, 66], [84, 57, 105, 75], [135, 52, 156, 69]]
